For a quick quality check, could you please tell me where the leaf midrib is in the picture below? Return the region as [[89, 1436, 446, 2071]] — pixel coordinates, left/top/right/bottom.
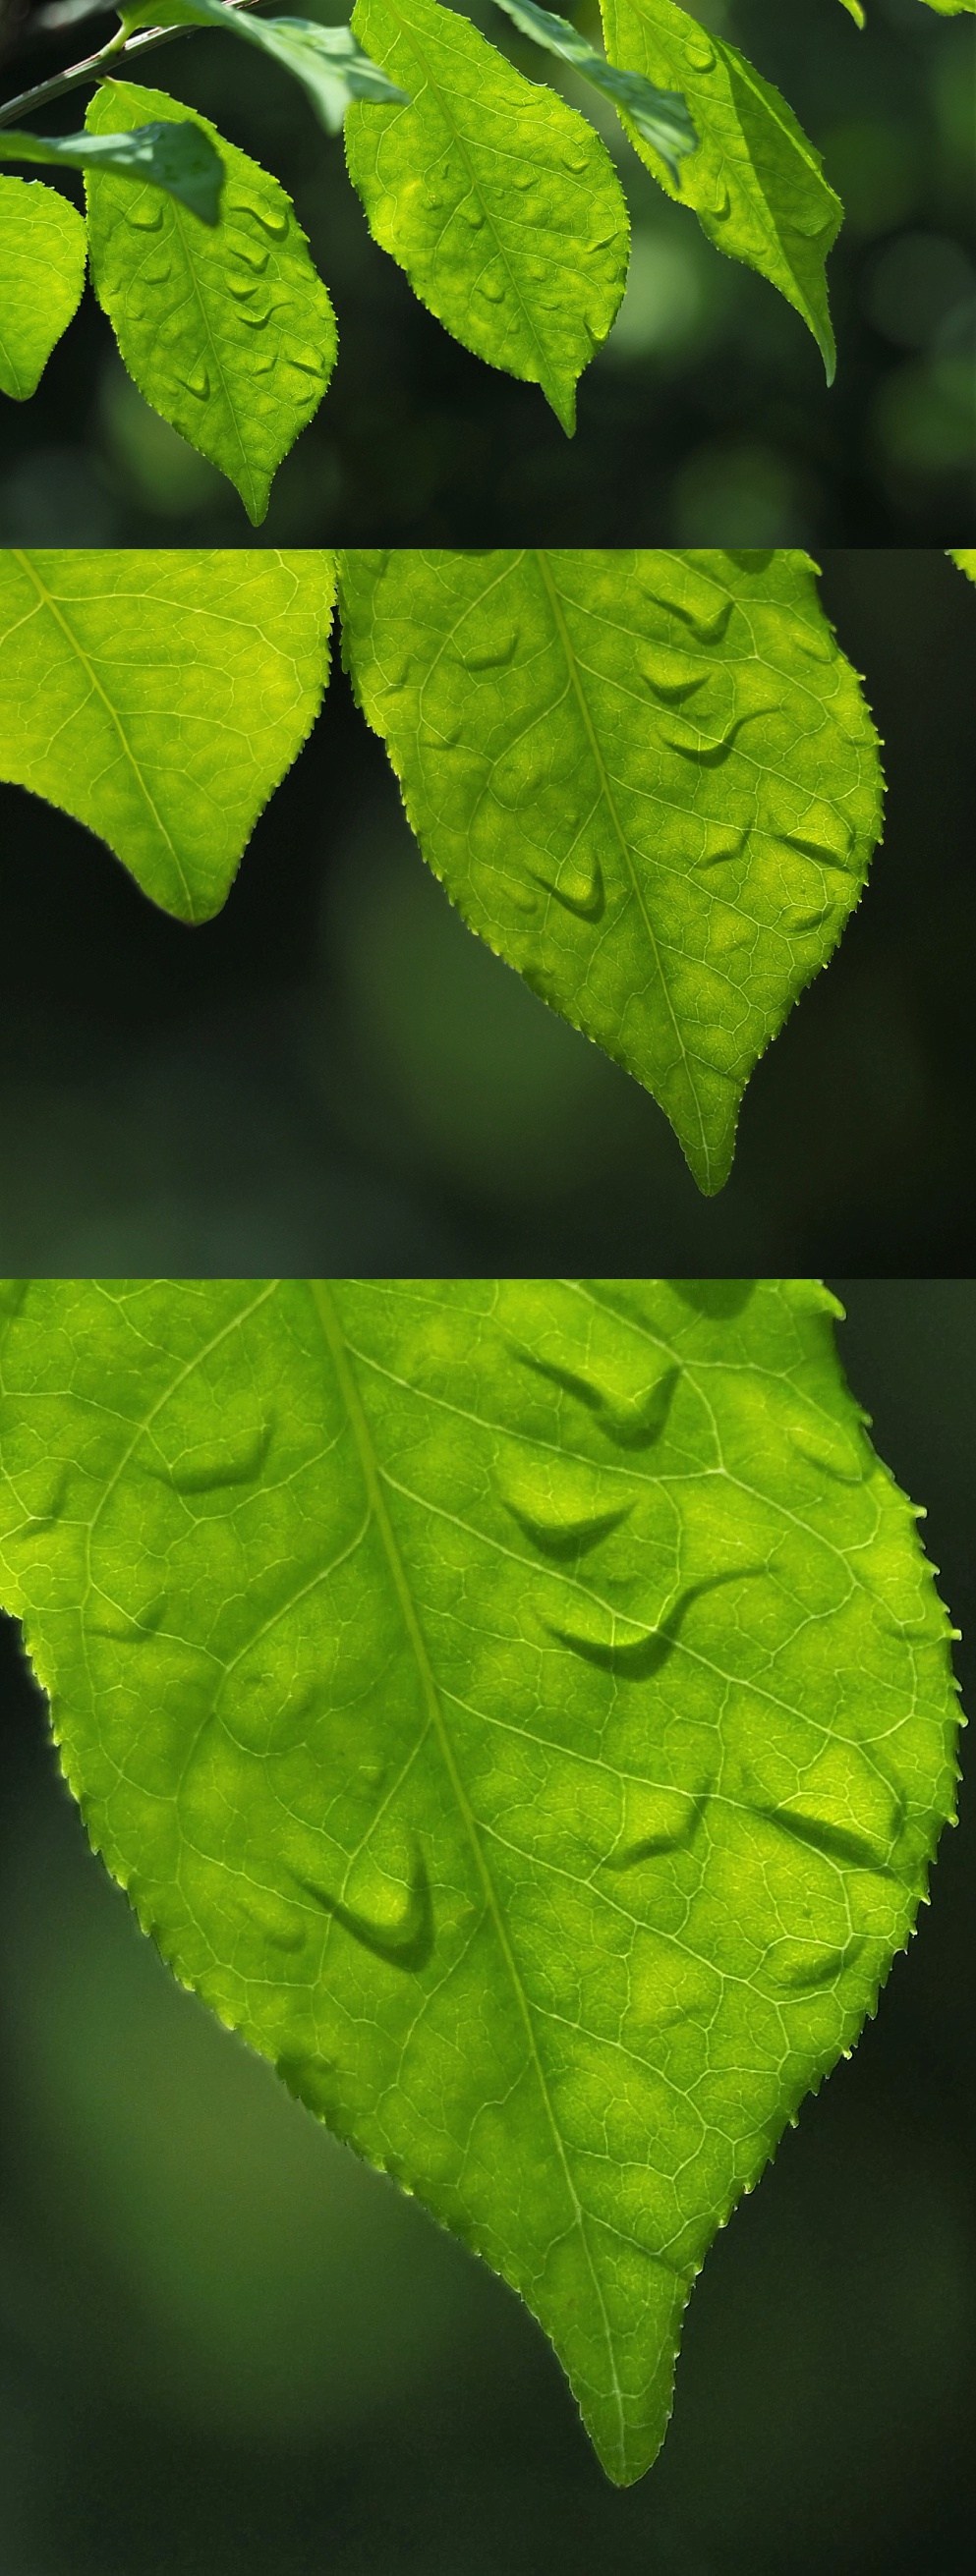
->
[[533, 547, 713, 1184], [309, 1273, 627, 2472]]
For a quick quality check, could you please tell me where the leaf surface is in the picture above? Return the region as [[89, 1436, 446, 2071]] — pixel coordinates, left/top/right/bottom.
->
[[488, 0, 697, 181], [85, 79, 336, 524], [0, 1277, 960, 2486], [0, 177, 86, 400], [119, 2, 410, 130], [947, 547, 976, 583], [0, 547, 335, 920], [599, 0, 842, 377], [0, 117, 224, 222], [344, 0, 629, 431], [338, 546, 883, 1193]]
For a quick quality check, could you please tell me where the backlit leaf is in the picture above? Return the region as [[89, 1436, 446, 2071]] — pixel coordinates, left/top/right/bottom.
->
[[344, 0, 629, 432], [0, 1277, 960, 2486], [947, 548, 976, 582], [85, 79, 336, 524], [338, 546, 883, 1194], [0, 547, 335, 920], [0, 116, 224, 223], [119, 2, 410, 131], [0, 177, 86, 401], [599, 0, 842, 378], [488, 0, 697, 182]]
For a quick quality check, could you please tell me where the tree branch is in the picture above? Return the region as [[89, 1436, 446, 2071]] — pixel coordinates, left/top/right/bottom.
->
[[0, 0, 263, 129]]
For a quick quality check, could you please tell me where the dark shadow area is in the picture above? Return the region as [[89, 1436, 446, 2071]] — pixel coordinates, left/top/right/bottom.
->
[[0, 0, 973, 543], [0, 547, 973, 1272], [0, 1279, 973, 2575]]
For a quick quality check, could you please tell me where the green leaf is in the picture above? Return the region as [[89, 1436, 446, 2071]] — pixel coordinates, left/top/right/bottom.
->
[[836, 0, 865, 25], [0, 1277, 960, 2488], [0, 117, 224, 223], [119, 3, 410, 131], [338, 546, 883, 1194], [0, 177, 86, 401], [0, 547, 335, 921], [344, 0, 629, 433], [85, 79, 336, 524], [918, 2, 976, 14], [947, 548, 976, 583], [598, 0, 842, 379], [488, 0, 697, 182]]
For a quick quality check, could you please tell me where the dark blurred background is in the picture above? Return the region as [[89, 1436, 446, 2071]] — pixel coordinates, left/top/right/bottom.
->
[[0, 1278, 973, 2575], [0, 546, 973, 1273], [0, 0, 973, 542]]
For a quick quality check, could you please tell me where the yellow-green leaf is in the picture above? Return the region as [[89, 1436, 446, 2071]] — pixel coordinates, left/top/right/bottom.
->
[[339, 546, 884, 1194], [0, 547, 335, 920], [85, 79, 336, 524], [599, 0, 842, 378], [0, 1276, 961, 2486], [345, 0, 629, 432], [0, 177, 86, 401]]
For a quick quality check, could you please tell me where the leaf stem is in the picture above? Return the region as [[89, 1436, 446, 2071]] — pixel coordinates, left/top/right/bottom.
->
[[0, 0, 262, 129]]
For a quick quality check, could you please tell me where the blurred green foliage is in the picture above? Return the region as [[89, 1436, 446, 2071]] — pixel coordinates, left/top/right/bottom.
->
[[0, 0, 972, 536], [0, 1280, 973, 2572]]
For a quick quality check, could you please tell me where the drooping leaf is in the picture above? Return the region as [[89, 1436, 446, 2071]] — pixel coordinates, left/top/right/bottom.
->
[[344, 0, 629, 433], [85, 80, 336, 524], [119, 2, 410, 131], [947, 547, 976, 583], [599, 0, 842, 378], [0, 177, 86, 400], [0, 547, 335, 920], [836, 0, 865, 25], [0, 116, 224, 223], [488, 0, 697, 182], [918, 2, 975, 15], [0, 1276, 960, 2487], [338, 546, 883, 1194]]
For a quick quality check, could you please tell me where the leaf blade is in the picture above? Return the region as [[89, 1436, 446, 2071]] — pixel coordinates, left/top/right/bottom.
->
[[0, 117, 224, 222], [338, 546, 884, 1193], [599, 0, 842, 377], [0, 1276, 961, 2485], [0, 176, 86, 400], [947, 547, 976, 583], [0, 547, 335, 919], [344, 0, 630, 431], [119, 2, 410, 131], [487, 0, 697, 181], [85, 78, 336, 524]]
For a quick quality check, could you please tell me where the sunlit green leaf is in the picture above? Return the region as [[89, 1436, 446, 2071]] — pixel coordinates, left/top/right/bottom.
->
[[599, 0, 842, 378], [0, 547, 335, 920], [119, 2, 410, 131], [0, 116, 223, 222], [339, 546, 883, 1193], [0, 1276, 960, 2486], [947, 548, 976, 583], [488, 0, 697, 182], [344, 0, 629, 432], [0, 177, 86, 400], [85, 79, 336, 524]]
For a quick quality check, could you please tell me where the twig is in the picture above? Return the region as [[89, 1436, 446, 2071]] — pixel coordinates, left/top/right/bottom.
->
[[0, 0, 263, 128]]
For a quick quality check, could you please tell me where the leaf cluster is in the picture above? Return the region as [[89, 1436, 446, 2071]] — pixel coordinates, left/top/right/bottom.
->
[[0, 0, 966, 511]]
